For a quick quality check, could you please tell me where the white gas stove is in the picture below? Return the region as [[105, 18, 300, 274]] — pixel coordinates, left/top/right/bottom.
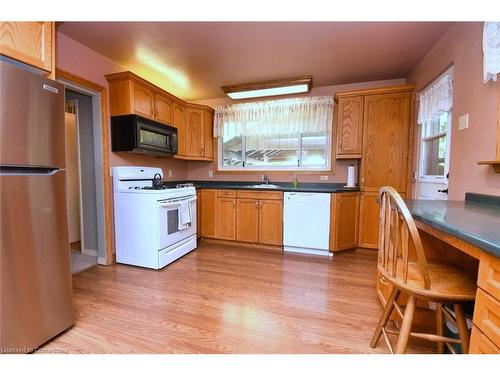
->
[[112, 166, 197, 269]]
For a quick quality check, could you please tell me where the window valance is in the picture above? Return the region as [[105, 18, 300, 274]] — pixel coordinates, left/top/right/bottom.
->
[[417, 67, 453, 125], [214, 96, 334, 139]]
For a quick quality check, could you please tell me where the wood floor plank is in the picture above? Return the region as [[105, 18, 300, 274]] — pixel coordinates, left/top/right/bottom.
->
[[41, 241, 434, 354]]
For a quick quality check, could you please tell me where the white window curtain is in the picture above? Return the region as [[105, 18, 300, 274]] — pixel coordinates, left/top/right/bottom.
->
[[483, 22, 500, 82], [417, 67, 453, 125], [214, 96, 334, 139]]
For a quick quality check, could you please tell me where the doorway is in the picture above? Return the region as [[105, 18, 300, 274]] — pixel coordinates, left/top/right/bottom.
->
[[64, 88, 104, 273]]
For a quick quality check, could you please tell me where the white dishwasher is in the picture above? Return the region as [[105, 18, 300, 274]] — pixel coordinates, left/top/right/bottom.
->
[[283, 192, 331, 256]]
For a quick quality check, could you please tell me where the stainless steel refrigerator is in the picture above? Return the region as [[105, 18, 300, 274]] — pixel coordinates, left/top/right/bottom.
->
[[0, 60, 74, 352]]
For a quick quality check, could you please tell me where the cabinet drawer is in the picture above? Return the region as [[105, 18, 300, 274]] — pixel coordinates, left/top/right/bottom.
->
[[473, 288, 500, 347], [478, 253, 500, 301], [470, 326, 500, 354], [217, 189, 236, 198], [236, 190, 282, 200]]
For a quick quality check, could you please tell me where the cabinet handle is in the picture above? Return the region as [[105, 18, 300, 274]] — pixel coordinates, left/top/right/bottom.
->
[[379, 276, 388, 286], [255, 201, 259, 207]]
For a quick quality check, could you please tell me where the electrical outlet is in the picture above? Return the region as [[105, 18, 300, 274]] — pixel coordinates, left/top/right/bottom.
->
[[320, 175, 329, 181], [168, 169, 173, 178], [208, 170, 213, 178], [458, 114, 469, 130]]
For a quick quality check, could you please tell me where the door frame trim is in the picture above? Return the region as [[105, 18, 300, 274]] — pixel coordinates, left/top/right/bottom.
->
[[56, 68, 114, 265]]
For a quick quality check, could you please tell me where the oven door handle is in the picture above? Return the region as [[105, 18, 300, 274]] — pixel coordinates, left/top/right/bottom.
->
[[159, 196, 197, 208]]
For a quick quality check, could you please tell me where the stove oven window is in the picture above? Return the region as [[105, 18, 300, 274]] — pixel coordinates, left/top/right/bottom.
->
[[167, 209, 179, 234]]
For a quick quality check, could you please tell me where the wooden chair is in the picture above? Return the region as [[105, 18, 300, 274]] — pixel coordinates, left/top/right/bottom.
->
[[370, 187, 477, 354]]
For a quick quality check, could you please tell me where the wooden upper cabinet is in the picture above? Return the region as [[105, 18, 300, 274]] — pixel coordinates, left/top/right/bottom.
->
[[258, 199, 283, 246], [185, 106, 205, 157], [173, 102, 186, 156], [330, 192, 359, 251], [133, 83, 155, 119], [236, 198, 259, 243], [360, 92, 411, 192], [204, 110, 214, 159], [336, 95, 364, 158], [154, 92, 174, 125], [216, 197, 237, 241], [0, 22, 54, 76], [106, 71, 214, 161]]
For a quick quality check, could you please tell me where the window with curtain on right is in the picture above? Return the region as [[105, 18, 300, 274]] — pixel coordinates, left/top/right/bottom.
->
[[416, 66, 453, 199]]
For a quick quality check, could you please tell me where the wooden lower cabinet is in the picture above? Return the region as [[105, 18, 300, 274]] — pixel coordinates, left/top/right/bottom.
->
[[330, 192, 359, 251], [200, 189, 217, 238], [236, 198, 259, 243], [216, 197, 237, 241], [199, 189, 283, 247], [258, 199, 283, 246], [470, 326, 500, 354], [358, 192, 380, 249]]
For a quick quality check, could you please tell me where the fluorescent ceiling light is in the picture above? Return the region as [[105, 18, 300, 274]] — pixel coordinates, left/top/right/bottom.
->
[[221, 76, 312, 100]]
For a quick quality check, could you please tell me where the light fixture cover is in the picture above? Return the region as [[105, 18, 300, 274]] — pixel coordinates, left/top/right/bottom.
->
[[221, 76, 312, 100]]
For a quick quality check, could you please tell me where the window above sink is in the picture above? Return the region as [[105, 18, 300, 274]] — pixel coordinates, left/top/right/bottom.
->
[[215, 96, 333, 172]]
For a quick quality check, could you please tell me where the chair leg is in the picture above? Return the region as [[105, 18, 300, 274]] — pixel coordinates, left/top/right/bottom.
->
[[395, 295, 416, 354], [454, 304, 470, 354], [370, 287, 400, 348], [436, 303, 445, 354]]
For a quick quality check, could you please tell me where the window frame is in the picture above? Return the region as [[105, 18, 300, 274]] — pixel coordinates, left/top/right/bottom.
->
[[417, 109, 452, 183], [217, 131, 332, 172]]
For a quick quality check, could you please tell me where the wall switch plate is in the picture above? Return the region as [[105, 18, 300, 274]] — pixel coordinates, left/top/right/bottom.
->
[[320, 175, 329, 181], [168, 169, 173, 178], [208, 170, 213, 178], [458, 114, 469, 130]]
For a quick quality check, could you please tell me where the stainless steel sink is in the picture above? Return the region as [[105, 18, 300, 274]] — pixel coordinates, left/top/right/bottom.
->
[[246, 184, 281, 189]]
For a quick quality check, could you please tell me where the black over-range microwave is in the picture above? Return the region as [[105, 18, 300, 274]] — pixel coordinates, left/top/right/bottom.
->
[[111, 114, 178, 156]]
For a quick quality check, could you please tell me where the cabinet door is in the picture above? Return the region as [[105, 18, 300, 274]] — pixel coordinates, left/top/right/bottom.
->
[[336, 96, 363, 157], [258, 199, 283, 246], [154, 93, 173, 125], [203, 109, 214, 159], [360, 92, 411, 192], [330, 193, 359, 251], [200, 189, 217, 238], [236, 198, 259, 243], [216, 197, 236, 241], [173, 102, 186, 155], [358, 192, 380, 249], [0, 22, 53, 73], [133, 83, 155, 119], [185, 108, 205, 157]]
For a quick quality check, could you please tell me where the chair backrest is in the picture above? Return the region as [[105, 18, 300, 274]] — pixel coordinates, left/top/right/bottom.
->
[[378, 186, 431, 289]]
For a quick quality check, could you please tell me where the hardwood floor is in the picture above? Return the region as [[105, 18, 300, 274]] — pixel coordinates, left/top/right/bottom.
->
[[41, 241, 434, 354]]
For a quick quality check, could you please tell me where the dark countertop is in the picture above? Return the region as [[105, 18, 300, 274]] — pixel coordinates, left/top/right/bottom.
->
[[405, 197, 500, 259], [169, 180, 359, 193]]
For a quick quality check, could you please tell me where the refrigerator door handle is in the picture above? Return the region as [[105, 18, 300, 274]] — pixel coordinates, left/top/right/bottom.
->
[[0, 165, 61, 175]]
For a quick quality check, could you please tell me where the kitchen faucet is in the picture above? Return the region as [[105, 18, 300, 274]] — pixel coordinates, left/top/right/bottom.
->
[[261, 174, 269, 185]]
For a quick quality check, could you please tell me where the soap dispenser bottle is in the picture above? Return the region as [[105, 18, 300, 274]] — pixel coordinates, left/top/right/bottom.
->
[[292, 175, 299, 189]]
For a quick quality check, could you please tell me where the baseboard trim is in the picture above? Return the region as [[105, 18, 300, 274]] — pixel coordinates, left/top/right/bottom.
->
[[97, 256, 107, 265], [200, 238, 282, 252]]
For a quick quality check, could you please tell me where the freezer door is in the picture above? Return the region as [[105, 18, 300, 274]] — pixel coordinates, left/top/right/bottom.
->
[[0, 60, 65, 168], [0, 170, 74, 352]]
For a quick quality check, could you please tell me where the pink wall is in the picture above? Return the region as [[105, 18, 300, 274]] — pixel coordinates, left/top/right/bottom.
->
[[407, 22, 500, 200], [189, 79, 406, 183], [56, 31, 189, 181]]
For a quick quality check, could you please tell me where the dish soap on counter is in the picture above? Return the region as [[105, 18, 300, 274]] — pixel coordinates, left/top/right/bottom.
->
[[292, 175, 299, 189]]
